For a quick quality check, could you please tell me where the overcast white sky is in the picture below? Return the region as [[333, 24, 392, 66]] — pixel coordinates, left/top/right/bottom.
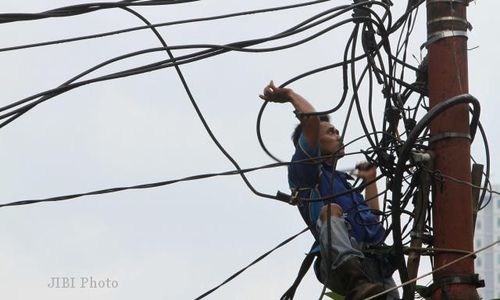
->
[[0, 1, 498, 299]]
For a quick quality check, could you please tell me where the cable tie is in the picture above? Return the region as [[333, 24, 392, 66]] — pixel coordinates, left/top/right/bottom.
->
[[404, 118, 417, 132], [385, 105, 401, 125], [420, 274, 484, 298], [351, 0, 371, 24], [381, 86, 391, 98]]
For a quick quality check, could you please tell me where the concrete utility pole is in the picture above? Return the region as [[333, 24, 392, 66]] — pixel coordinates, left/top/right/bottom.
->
[[426, 0, 480, 299]]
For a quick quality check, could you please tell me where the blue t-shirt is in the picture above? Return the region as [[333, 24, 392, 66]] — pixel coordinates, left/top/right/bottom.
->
[[288, 134, 385, 251]]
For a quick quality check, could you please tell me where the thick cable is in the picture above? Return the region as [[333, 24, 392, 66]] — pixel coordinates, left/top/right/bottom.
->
[[0, 0, 200, 24], [0, 0, 333, 53], [390, 94, 480, 299]]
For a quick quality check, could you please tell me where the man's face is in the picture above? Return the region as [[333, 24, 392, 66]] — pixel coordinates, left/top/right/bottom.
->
[[319, 121, 344, 157]]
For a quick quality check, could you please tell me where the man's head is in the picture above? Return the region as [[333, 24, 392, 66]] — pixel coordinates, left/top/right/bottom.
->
[[292, 115, 345, 158]]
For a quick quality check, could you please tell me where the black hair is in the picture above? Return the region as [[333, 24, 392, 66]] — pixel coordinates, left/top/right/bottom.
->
[[291, 115, 330, 145]]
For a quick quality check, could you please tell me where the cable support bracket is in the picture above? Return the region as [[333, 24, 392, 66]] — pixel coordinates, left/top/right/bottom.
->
[[411, 150, 432, 163], [427, 16, 472, 30], [410, 231, 433, 244], [429, 131, 471, 145], [420, 274, 484, 298], [421, 30, 468, 49], [427, 0, 470, 5], [404, 246, 475, 257]]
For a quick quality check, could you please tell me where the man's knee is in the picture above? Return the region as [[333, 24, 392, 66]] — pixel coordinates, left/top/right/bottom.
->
[[320, 204, 343, 221]]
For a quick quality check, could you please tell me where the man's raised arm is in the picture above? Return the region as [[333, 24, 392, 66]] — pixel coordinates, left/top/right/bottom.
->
[[259, 80, 319, 147]]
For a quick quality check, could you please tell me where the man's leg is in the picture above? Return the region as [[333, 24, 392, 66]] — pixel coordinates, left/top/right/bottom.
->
[[362, 256, 400, 299], [317, 204, 363, 269], [317, 205, 386, 300], [382, 277, 399, 300]]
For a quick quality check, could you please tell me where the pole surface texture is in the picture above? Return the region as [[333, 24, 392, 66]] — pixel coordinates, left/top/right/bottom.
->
[[427, 1, 480, 299]]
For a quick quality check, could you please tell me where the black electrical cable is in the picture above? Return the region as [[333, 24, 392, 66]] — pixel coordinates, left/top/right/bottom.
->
[[256, 2, 394, 162], [350, 24, 380, 150], [0, 4, 388, 128], [0, 0, 334, 53], [194, 227, 310, 300], [0, 129, 376, 209], [388, 0, 425, 34], [0, 0, 200, 24], [390, 94, 480, 300], [121, 7, 281, 201], [0, 18, 369, 127], [0, 160, 290, 209], [473, 120, 491, 210], [392, 1, 420, 93], [396, 6, 419, 94], [256, 9, 363, 163]]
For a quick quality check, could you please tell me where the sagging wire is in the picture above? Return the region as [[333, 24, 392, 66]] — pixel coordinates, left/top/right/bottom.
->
[[425, 168, 500, 197], [0, 0, 200, 24], [0, 130, 378, 209], [0, 2, 388, 128], [116, 6, 285, 202], [257, 1, 393, 163], [390, 94, 480, 299], [0, 0, 333, 53], [194, 227, 311, 300]]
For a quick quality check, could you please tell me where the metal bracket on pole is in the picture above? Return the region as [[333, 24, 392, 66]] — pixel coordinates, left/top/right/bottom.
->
[[420, 274, 485, 298], [428, 131, 471, 145], [421, 30, 468, 49], [411, 150, 432, 163], [427, 0, 470, 5], [427, 16, 473, 30]]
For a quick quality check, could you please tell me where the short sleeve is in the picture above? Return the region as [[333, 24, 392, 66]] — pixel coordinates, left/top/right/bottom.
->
[[288, 134, 321, 189]]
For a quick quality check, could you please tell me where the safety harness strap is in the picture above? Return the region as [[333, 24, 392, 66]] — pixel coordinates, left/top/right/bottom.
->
[[280, 250, 318, 300]]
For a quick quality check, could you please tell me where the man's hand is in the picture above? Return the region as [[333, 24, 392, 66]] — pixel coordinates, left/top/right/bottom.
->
[[259, 80, 319, 148], [259, 80, 293, 103], [356, 161, 380, 214], [356, 161, 377, 181]]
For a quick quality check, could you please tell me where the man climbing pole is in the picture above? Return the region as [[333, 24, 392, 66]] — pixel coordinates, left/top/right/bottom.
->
[[260, 81, 398, 300]]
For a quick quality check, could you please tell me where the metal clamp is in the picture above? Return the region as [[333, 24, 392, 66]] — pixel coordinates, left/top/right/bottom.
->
[[429, 132, 471, 144], [427, 0, 470, 5], [422, 30, 468, 49], [427, 16, 472, 31], [411, 151, 432, 163], [409, 232, 433, 245], [421, 274, 485, 298]]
